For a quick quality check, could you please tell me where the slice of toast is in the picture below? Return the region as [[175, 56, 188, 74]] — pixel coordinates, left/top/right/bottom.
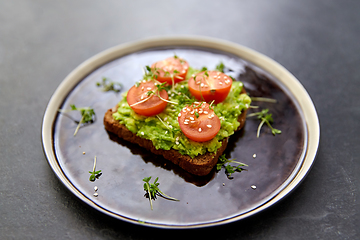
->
[[103, 105, 247, 176]]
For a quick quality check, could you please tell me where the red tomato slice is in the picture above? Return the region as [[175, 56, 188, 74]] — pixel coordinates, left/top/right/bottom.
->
[[151, 57, 189, 84], [188, 70, 232, 103], [178, 102, 221, 142], [127, 81, 168, 116]]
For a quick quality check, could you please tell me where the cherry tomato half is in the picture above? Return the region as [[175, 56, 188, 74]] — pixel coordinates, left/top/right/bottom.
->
[[178, 102, 221, 142], [151, 57, 189, 84], [127, 81, 168, 116], [188, 70, 232, 103]]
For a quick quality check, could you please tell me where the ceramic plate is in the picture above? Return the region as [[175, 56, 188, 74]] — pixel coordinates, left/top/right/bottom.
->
[[42, 36, 319, 228]]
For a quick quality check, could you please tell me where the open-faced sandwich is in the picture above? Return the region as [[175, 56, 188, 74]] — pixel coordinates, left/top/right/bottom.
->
[[103, 56, 251, 176]]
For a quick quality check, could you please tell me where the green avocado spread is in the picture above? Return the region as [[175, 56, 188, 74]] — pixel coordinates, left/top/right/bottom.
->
[[112, 68, 251, 158]]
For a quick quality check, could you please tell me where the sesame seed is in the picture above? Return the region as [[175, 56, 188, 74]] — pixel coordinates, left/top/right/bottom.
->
[[190, 117, 194, 120], [219, 82, 223, 85], [253, 154, 257, 158], [235, 105, 239, 109], [198, 128, 202, 132], [199, 110, 203, 114], [185, 119, 189, 122], [94, 186, 98, 191], [93, 193, 99, 197], [141, 132, 144, 135], [184, 121, 189, 124], [251, 185, 257, 190], [178, 112, 181, 117], [182, 108, 187, 113], [141, 86, 144, 90], [190, 110, 194, 114], [207, 125, 212, 128], [200, 83, 204, 87], [204, 111, 208, 114], [165, 131, 168, 134], [169, 125, 173, 128], [191, 121, 196, 123]]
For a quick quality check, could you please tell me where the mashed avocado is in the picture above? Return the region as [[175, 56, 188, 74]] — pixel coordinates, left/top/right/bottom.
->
[[112, 71, 251, 158]]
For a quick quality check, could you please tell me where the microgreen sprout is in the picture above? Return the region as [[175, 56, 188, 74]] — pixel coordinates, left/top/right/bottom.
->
[[209, 100, 215, 110], [143, 176, 179, 210], [156, 115, 171, 130], [215, 62, 225, 73], [144, 65, 156, 79], [216, 154, 248, 178], [89, 156, 101, 181], [250, 97, 277, 103], [174, 54, 185, 64], [130, 81, 177, 107], [247, 109, 282, 137], [96, 77, 122, 92], [58, 104, 96, 136]]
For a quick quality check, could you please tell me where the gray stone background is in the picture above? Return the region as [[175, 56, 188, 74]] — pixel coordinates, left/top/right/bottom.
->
[[1, 0, 359, 239]]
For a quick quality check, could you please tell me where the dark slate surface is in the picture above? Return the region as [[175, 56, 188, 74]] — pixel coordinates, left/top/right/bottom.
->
[[1, 0, 359, 239]]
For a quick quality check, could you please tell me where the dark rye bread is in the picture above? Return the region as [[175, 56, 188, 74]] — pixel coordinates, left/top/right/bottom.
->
[[103, 106, 247, 176]]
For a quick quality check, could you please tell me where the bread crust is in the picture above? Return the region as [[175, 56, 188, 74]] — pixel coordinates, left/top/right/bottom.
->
[[103, 106, 247, 176]]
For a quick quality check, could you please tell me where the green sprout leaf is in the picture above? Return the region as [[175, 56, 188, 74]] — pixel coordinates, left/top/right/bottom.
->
[[89, 156, 102, 181], [96, 77, 122, 92], [247, 109, 282, 138], [143, 176, 179, 210], [58, 105, 96, 136], [216, 154, 248, 178], [215, 62, 225, 73]]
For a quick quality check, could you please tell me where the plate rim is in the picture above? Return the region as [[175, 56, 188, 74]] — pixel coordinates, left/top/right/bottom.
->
[[42, 35, 320, 229]]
